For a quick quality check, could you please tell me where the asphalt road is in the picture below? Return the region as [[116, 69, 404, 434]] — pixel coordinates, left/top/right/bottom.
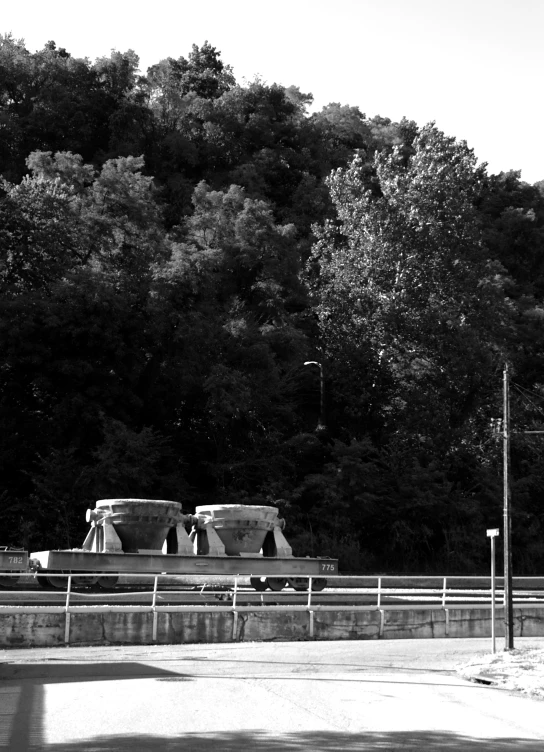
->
[[1, 638, 544, 751]]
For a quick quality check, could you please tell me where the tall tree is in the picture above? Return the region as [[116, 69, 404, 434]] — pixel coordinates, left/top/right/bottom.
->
[[309, 124, 508, 446]]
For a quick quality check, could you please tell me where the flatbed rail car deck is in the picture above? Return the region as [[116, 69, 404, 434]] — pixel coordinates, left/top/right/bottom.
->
[[30, 550, 338, 577]]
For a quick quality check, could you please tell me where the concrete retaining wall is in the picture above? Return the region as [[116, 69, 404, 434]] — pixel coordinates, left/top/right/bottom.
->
[[1, 606, 544, 648]]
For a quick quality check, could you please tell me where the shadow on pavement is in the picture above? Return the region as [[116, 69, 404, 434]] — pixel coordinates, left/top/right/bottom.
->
[[0, 664, 189, 751], [0, 680, 44, 750], [36, 730, 544, 751], [0, 661, 186, 682]]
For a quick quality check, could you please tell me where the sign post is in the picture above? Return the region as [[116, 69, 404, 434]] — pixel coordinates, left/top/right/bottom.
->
[[487, 528, 500, 654]]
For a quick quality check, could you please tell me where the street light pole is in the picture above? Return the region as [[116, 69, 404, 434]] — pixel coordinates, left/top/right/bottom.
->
[[304, 361, 325, 429], [503, 363, 514, 650]]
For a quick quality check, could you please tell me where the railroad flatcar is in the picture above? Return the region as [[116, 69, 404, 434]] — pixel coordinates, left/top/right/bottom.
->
[[23, 500, 337, 591]]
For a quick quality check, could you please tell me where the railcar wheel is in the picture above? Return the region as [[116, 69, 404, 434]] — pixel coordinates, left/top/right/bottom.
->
[[41, 571, 95, 588], [0, 576, 14, 587], [267, 577, 288, 591], [250, 576, 268, 592], [287, 577, 308, 591], [73, 575, 98, 587], [311, 578, 327, 591], [46, 574, 67, 588]]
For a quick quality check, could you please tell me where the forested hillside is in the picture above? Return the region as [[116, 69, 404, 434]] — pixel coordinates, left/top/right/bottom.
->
[[2, 35, 544, 573]]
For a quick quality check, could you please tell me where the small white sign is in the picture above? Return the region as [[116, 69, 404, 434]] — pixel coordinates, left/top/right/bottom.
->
[[486, 528, 500, 537]]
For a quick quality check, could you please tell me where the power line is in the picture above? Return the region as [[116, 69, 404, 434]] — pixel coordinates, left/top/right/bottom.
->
[[510, 384, 544, 428], [511, 381, 544, 414], [511, 380, 544, 401]]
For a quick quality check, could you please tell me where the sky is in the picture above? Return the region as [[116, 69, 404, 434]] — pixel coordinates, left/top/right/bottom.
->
[[3, 0, 544, 182]]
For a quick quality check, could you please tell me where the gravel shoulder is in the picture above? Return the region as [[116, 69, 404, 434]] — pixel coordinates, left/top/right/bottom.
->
[[458, 647, 544, 698]]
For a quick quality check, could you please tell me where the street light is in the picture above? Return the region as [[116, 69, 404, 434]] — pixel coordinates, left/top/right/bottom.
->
[[304, 361, 325, 430]]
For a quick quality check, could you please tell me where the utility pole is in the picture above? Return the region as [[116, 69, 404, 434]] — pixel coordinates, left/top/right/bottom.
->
[[503, 363, 514, 650], [494, 365, 544, 650]]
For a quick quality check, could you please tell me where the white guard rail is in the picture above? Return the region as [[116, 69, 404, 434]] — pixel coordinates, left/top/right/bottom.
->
[[1, 573, 544, 644]]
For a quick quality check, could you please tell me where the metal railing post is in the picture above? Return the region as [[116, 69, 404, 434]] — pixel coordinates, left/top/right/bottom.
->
[[377, 577, 381, 608], [308, 576, 314, 638], [64, 574, 72, 645], [232, 575, 238, 610], [232, 576, 239, 641], [379, 608, 385, 638], [442, 577, 447, 609], [152, 575, 159, 642]]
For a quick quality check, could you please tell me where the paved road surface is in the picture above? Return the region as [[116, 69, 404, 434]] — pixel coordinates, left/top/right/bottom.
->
[[1, 638, 544, 751]]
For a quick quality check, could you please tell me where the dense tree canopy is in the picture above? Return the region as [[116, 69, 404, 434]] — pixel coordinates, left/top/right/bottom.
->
[[1, 36, 544, 573]]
